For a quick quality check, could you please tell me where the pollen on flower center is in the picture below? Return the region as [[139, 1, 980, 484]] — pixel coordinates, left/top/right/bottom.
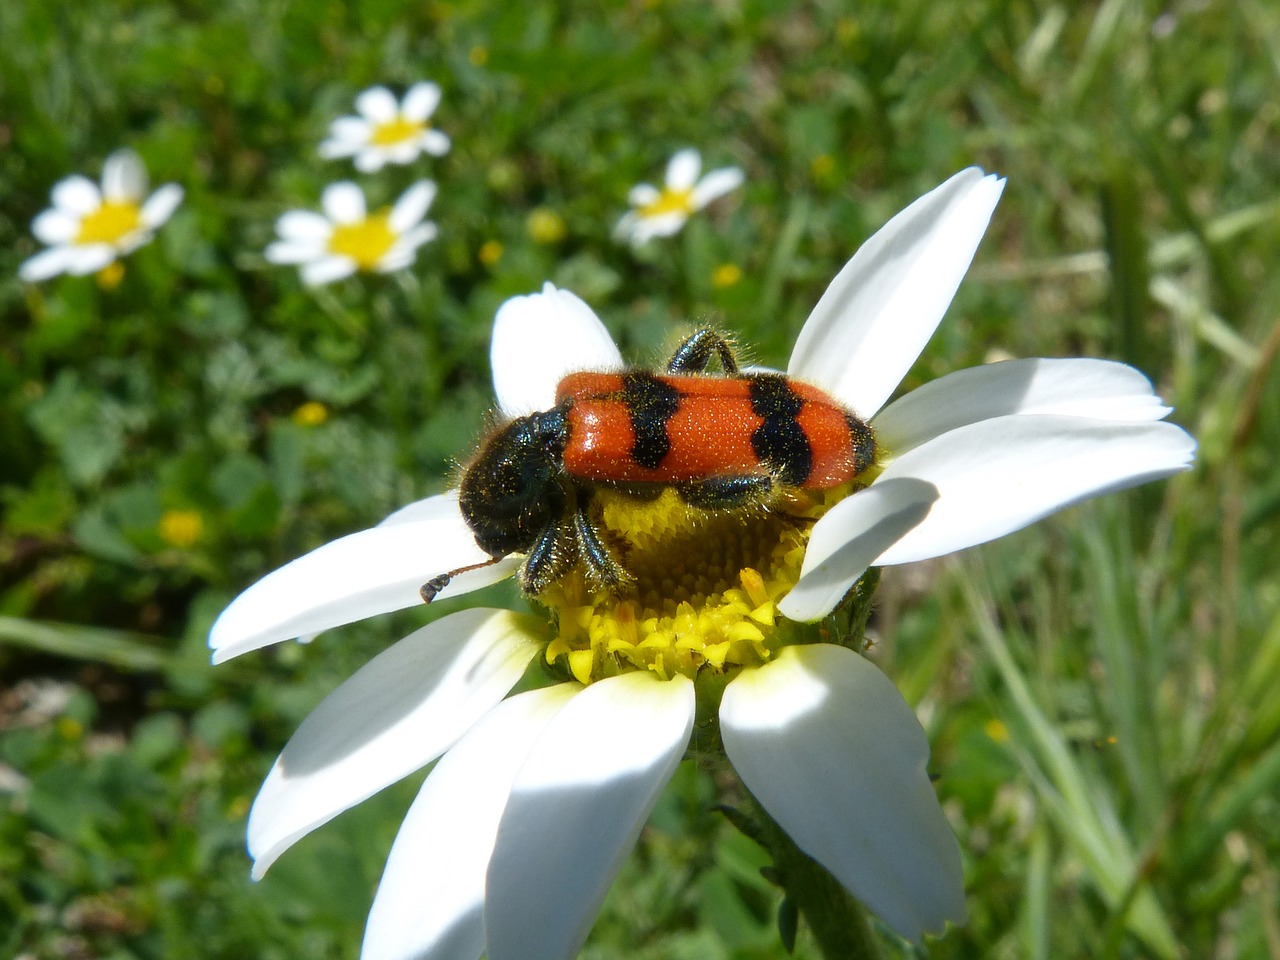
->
[[369, 116, 427, 146], [75, 201, 143, 245], [327, 213, 398, 268], [639, 187, 696, 219], [541, 487, 846, 687]]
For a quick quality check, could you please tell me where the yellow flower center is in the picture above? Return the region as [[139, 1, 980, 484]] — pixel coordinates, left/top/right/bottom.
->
[[75, 201, 143, 245], [541, 485, 852, 687], [327, 212, 398, 269], [638, 186, 696, 219], [159, 509, 204, 548], [369, 116, 427, 147]]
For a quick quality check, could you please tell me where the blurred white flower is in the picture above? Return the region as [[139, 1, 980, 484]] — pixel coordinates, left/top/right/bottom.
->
[[614, 148, 743, 246], [320, 83, 451, 172], [19, 149, 183, 283], [265, 181, 438, 286]]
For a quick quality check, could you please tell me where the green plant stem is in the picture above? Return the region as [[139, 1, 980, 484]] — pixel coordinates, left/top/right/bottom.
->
[[751, 792, 883, 960]]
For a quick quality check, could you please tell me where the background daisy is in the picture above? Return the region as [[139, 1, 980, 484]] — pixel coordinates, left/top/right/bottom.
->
[[320, 83, 451, 172], [19, 149, 183, 282], [614, 148, 743, 246]]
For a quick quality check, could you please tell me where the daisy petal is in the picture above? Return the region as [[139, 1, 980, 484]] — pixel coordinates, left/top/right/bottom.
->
[[64, 245, 118, 275], [355, 148, 388, 173], [788, 168, 1006, 419], [51, 175, 102, 216], [208, 493, 510, 662], [301, 255, 357, 286], [356, 85, 399, 122], [401, 81, 442, 121], [665, 148, 701, 190], [389, 222, 438, 254], [101, 149, 146, 202], [874, 415, 1197, 566], [31, 210, 79, 244], [362, 685, 578, 960], [627, 183, 661, 207], [721, 644, 965, 942], [389, 180, 437, 232], [248, 608, 542, 879], [691, 166, 744, 208], [19, 246, 80, 282], [779, 478, 939, 622], [874, 357, 1173, 456], [276, 210, 333, 243], [321, 181, 366, 224], [491, 283, 624, 418], [265, 240, 324, 265], [486, 673, 695, 960], [422, 129, 451, 156], [139, 184, 183, 229]]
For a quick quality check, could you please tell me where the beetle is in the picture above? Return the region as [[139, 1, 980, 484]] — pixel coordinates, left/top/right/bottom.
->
[[421, 329, 876, 601]]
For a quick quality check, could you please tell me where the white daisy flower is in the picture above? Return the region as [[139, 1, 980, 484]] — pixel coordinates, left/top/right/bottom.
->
[[319, 83, 451, 173], [614, 147, 744, 246], [211, 168, 1195, 959], [19, 149, 183, 283], [265, 181, 438, 286]]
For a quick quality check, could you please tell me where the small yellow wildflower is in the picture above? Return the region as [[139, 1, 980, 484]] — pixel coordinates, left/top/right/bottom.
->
[[526, 208, 566, 245], [292, 401, 330, 427], [712, 263, 742, 288], [160, 509, 204, 549], [479, 240, 504, 267]]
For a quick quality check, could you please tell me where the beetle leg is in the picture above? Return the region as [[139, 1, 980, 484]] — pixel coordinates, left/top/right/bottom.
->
[[520, 521, 577, 596], [666, 328, 740, 375], [573, 498, 630, 588], [677, 473, 774, 511]]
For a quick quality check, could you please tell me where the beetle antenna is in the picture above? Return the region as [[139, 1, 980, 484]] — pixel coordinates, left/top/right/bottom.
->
[[420, 557, 502, 604]]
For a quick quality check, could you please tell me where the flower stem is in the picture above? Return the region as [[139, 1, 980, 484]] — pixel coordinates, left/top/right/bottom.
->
[[750, 793, 884, 960]]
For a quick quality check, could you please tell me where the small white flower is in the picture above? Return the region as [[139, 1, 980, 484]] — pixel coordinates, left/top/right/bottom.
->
[[265, 181, 438, 286], [614, 148, 744, 246], [212, 169, 1196, 959], [319, 83, 451, 173], [19, 149, 183, 283]]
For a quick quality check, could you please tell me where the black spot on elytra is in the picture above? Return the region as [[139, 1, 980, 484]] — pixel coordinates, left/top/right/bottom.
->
[[623, 372, 680, 469], [749, 375, 812, 486]]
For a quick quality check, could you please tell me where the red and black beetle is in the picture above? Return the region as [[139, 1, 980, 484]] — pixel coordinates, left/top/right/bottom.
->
[[423, 329, 876, 601]]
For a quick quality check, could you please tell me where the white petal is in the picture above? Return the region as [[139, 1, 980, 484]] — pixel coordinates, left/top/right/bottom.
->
[[31, 210, 79, 244], [64, 244, 117, 275], [874, 357, 1173, 456], [101, 149, 146, 202], [301, 255, 357, 285], [362, 685, 578, 960], [248, 608, 541, 878], [384, 142, 422, 166], [401, 81, 442, 121], [355, 148, 388, 173], [208, 492, 510, 662], [387, 222, 438, 256], [19, 246, 79, 282], [721, 644, 965, 941], [139, 184, 183, 228], [51, 175, 102, 216], [490, 283, 624, 418], [321, 181, 366, 224], [691, 166, 744, 209], [356, 85, 399, 122], [627, 183, 661, 207], [265, 240, 324, 265], [275, 210, 333, 243], [329, 116, 370, 144], [389, 180, 437, 232], [779, 478, 939, 622], [612, 211, 640, 243], [788, 168, 1006, 419], [874, 415, 1197, 566], [485, 673, 695, 960], [422, 129, 451, 156], [319, 138, 356, 160], [665, 148, 701, 190], [631, 211, 688, 240]]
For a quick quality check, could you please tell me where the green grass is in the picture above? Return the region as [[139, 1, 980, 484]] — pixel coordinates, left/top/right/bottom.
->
[[2, 0, 1279, 957]]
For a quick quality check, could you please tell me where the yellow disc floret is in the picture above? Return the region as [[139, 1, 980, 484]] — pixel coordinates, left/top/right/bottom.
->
[[327, 212, 397, 269], [369, 116, 427, 147], [76, 201, 143, 246], [639, 187, 696, 219], [541, 486, 847, 686]]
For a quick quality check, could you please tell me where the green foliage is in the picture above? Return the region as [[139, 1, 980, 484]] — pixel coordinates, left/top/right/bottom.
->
[[2, 0, 1278, 957]]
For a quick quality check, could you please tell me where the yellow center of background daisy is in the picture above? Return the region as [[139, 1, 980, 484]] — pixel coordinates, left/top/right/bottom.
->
[[639, 187, 696, 219], [541, 486, 848, 686], [75, 201, 143, 245], [327, 213, 398, 269], [369, 116, 427, 146]]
